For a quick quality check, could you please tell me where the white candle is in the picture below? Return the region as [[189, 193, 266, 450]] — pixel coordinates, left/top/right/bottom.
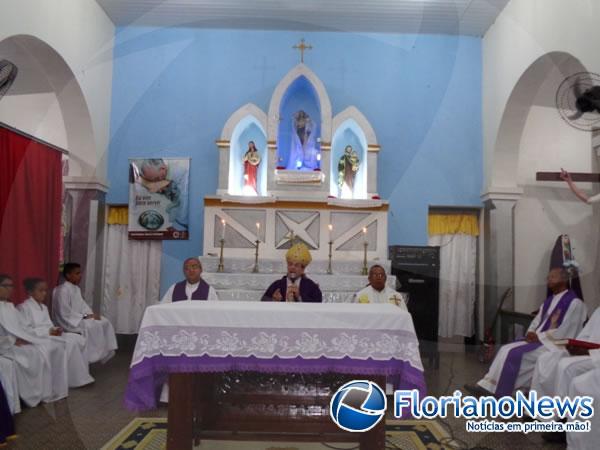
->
[[256, 222, 260, 241], [221, 219, 226, 240], [362, 226, 367, 244], [328, 224, 333, 242]]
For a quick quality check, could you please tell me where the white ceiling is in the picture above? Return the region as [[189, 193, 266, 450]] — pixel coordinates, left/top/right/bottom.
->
[[95, 0, 510, 36]]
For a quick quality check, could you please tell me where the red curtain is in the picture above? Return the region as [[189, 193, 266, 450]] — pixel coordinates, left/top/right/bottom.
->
[[0, 126, 62, 304]]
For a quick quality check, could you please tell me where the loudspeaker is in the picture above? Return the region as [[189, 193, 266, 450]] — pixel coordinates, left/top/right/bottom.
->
[[389, 245, 440, 368]]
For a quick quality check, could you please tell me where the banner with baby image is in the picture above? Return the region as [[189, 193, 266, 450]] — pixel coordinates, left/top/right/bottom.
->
[[128, 158, 190, 240]]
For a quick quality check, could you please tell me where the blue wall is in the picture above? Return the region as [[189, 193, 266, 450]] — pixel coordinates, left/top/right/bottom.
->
[[107, 28, 482, 295]]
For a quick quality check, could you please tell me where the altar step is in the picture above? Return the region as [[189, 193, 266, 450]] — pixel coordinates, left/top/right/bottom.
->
[[200, 256, 392, 276], [214, 288, 357, 303], [202, 272, 396, 293]]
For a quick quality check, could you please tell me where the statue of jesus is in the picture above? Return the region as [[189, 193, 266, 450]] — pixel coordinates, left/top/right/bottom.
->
[[287, 110, 319, 170], [242, 141, 261, 194]]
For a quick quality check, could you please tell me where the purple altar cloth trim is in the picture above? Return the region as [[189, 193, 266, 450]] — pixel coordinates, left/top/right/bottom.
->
[[124, 355, 426, 412]]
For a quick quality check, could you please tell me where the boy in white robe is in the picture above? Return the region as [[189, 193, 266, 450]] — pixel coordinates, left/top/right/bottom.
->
[[19, 278, 94, 388], [0, 274, 65, 405], [0, 342, 20, 414], [531, 306, 600, 399], [52, 263, 118, 364]]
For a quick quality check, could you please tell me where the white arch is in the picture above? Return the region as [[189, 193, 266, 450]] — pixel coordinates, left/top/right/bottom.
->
[[0, 34, 97, 178], [220, 103, 267, 141], [490, 51, 588, 189], [332, 106, 378, 146], [267, 63, 332, 143]]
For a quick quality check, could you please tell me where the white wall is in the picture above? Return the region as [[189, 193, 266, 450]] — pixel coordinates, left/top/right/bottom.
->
[[515, 102, 599, 312], [0, 0, 115, 180], [0, 93, 67, 149], [483, 0, 600, 312], [483, 0, 600, 189]]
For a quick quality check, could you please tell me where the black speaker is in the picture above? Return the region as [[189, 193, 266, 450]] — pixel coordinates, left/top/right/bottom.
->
[[389, 245, 440, 368]]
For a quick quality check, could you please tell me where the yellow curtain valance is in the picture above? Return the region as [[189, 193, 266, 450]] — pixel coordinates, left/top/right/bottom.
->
[[107, 206, 128, 225], [428, 213, 479, 237]]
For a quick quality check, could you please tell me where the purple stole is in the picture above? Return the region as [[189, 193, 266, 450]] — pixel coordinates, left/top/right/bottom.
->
[[495, 289, 579, 397], [172, 279, 210, 302]]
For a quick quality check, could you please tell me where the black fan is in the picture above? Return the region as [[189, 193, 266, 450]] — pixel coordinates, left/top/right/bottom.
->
[[0, 59, 18, 99], [556, 72, 600, 132]]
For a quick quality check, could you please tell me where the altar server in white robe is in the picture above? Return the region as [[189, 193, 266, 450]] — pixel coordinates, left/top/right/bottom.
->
[[53, 263, 117, 364], [0, 338, 20, 414], [0, 274, 67, 405], [19, 278, 94, 388], [565, 357, 600, 450], [465, 268, 586, 397], [531, 306, 600, 400], [353, 265, 407, 310]]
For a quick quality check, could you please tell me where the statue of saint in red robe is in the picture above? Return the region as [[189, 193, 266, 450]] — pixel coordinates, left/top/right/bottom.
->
[[243, 141, 261, 194]]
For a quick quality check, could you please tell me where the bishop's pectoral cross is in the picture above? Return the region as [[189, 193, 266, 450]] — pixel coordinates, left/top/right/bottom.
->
[[293, 38, 312, 63], [536, 172, 600, 183]]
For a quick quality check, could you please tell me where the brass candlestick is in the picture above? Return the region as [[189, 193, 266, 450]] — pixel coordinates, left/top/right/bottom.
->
[[327, 241, 333, 274], [252, 239, 260, 273], [361, 241, 368, 275], [217, 239, 225, 272]]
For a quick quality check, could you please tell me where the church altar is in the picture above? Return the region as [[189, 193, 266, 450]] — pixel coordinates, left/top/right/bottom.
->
[[202, 62, 396, 303], [124, 301, 425, 449]]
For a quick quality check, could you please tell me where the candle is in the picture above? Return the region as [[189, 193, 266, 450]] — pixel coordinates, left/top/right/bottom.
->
[[256, 222, 260, 241], [328, 224, 333, 242], [362, 226, 367, 243], [221, 219, 226, 240]]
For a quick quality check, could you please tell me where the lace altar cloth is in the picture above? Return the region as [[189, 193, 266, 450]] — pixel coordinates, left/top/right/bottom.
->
[[124, 302, 425, 410]]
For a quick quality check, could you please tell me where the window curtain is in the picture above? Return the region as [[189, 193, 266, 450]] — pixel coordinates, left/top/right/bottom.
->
[[102, 206, 162, 333], [0, 126, 62, 304], [428, 213, 478, 338]]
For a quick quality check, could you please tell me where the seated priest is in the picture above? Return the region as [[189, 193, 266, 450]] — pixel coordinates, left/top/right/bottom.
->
[[465, 267, 586, 397], [0, 274, 66, 406], [353, 265, 407, 310], [53, 263, 118, 364], [160, 257, 218, 302], [530, 306, 600, 400], [19, 278, 94, 388], [261, 243, 322, 302]]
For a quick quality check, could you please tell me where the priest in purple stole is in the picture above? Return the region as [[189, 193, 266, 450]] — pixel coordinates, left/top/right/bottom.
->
[[262, 243, 322, 303], [465, 268, 586, 397], [160, 257, 218, 303]]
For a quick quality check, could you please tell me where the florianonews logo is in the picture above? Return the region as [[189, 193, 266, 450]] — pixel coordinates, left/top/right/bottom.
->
[[329, 380, 387, 432]]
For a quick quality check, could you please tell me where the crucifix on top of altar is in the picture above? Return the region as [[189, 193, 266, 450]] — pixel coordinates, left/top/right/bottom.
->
[[205, 40, 388, 263]]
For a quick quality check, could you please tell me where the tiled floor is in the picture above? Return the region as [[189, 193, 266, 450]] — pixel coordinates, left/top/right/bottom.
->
[[5, 341, 567, 450]]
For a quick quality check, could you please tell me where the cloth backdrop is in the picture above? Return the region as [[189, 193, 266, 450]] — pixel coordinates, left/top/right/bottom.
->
[[0, 126, 62, 304], [103, 207, 161, 333], [428, 214, 478, 338]]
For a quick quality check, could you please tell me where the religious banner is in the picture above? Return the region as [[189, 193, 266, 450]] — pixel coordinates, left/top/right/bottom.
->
[[128, 158, 190, 240]]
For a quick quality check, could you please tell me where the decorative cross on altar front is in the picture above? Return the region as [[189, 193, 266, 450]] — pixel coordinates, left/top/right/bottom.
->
[[293, 38, 312, 63]]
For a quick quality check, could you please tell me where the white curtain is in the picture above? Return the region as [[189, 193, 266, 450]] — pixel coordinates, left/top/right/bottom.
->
[[428, 233, 476, 338], [102, 224, 162, 334]]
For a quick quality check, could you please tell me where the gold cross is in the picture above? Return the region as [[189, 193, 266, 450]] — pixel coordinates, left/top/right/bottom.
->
[[292, 38, 312, 63]]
